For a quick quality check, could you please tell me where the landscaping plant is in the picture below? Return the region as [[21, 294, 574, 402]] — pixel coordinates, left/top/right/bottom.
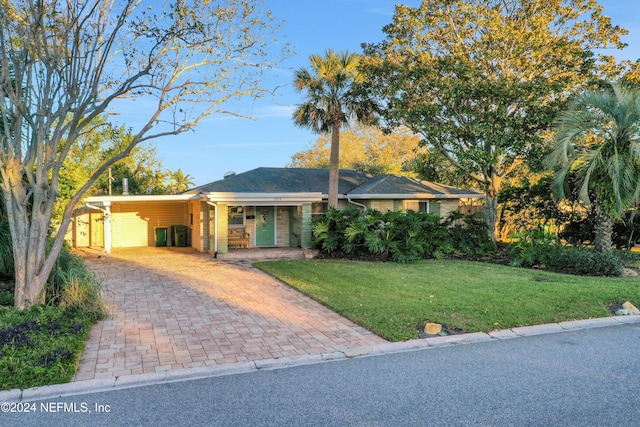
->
[[0, 305, 92, 390], [46, 245, 108, 322], [0, 244, 106, 390], [313, 207, 493, 262]]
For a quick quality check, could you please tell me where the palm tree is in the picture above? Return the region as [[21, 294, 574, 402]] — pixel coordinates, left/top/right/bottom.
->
[[168, 169, 195, 194], [548, 82, 640, 253], [292, 50, 377, 208]]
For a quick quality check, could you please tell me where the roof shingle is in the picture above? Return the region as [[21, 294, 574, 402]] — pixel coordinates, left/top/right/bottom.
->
[[184, 167, 482, 199]]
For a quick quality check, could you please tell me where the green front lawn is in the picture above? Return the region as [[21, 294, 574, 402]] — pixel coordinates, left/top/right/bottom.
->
[[254, 259, 640, 341]]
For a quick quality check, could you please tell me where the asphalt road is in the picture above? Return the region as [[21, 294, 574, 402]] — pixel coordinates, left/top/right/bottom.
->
[[3, 323, 640, 427]]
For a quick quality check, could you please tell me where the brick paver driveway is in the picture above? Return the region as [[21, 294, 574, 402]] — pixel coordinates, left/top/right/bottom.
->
[[74, 247, 386, 381]]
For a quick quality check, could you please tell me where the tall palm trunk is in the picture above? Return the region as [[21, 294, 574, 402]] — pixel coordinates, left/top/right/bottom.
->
[[328, 122, 341, 209], [593, 204, 613, 253]]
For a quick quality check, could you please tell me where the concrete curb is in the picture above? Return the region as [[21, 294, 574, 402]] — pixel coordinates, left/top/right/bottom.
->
[[2, 314, 639, 403]]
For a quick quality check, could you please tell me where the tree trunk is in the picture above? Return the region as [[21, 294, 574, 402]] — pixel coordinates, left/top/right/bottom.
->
[[483, 176, 501, 243], [328, 122, 341, 209], [593, 204, 613, 253], [484, 192, 498, 243], [3, 159, 57, 310], [10, 199, 50, 309]]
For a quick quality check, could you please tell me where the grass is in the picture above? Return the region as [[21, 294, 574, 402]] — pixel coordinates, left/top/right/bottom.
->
[[0, 305, 93, 390], [254, 259, 640, 341]]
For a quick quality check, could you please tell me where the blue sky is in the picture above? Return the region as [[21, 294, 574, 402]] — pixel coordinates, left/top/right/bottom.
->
[[121, 0, 640, 186]]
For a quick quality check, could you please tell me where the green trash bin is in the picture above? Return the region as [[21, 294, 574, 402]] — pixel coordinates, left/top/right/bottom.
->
[[173, 225, 188, 247], [154, 227, 167, 247]]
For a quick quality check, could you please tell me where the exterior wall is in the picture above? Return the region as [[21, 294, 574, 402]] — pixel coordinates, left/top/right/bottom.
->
[[110, 201, 188, 248], [276, 206, 290, 247], [403, 199, 461, 218], [369, 200, 395, 212], [439, 199, 460, 219]]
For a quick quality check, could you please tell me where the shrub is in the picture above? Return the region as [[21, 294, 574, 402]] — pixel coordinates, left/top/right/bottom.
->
[[312, 205, 361, 254], [445, 211, 495, 256], [612, 212, 640, 250], [313, 208, 493, 262], [507, 229, 560, 268], [0, 220, 13, 280], [617, 250, 640, 269], [559, 210, 640, 250], [508, 230, 626, 276], [46, 246, 108, 322], [0, 281, 12, 306], [0, 305, 92, 390], [558, 217, 594, 246], [546, 247, 624, 277]]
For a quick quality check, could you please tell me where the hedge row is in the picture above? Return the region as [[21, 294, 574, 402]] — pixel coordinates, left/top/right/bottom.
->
[[312, 206, 494, 262]]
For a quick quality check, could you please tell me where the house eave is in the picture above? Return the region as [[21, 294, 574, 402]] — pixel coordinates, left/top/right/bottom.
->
[[347, 193, 485, 200], [85, 194, 196, 204], [203, 192, 323, 205]]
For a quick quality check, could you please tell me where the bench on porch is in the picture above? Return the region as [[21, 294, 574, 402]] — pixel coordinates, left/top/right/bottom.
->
[[228, 227, 250, 249]]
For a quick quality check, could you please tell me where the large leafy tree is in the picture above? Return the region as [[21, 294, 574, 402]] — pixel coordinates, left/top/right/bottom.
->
[[548, 82, 640, 253], [289, 124, 424, 176], [292, 50, 378, 208], [0, 0, 286, 309], [361, 0, 627, 241], [59, 121, 168, 202]]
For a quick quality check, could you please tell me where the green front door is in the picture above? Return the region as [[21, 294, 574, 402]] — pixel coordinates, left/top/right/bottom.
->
[[256, 206, 275, 246]]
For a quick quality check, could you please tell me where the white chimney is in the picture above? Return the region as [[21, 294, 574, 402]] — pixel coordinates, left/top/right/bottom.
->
[[122, 178, 129, 195]]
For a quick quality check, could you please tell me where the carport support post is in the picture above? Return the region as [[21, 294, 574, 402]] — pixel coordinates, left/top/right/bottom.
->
[[104, 201, 112, 257]]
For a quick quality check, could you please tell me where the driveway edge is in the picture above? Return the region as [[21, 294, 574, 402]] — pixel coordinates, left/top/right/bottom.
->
[[3, 314, 639, 403]]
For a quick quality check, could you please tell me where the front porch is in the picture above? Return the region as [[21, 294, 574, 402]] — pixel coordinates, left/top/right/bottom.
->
[[207, 201, 316, 255]]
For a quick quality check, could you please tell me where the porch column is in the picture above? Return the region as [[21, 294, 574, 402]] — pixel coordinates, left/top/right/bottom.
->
[[104, 202, 112, 257], [217, 203, 229, 254], [300, 202, 313, 249]]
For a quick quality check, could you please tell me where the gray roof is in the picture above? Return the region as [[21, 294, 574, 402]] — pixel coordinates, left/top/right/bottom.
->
[[185, 167, 371, 194], [185, 167, 482, 199], [348, 175, 483, 198]]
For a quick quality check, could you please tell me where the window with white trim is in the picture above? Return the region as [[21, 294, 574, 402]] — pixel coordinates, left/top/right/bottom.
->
[[228, 206, 245, 226], [419, 201, 441, 216]]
